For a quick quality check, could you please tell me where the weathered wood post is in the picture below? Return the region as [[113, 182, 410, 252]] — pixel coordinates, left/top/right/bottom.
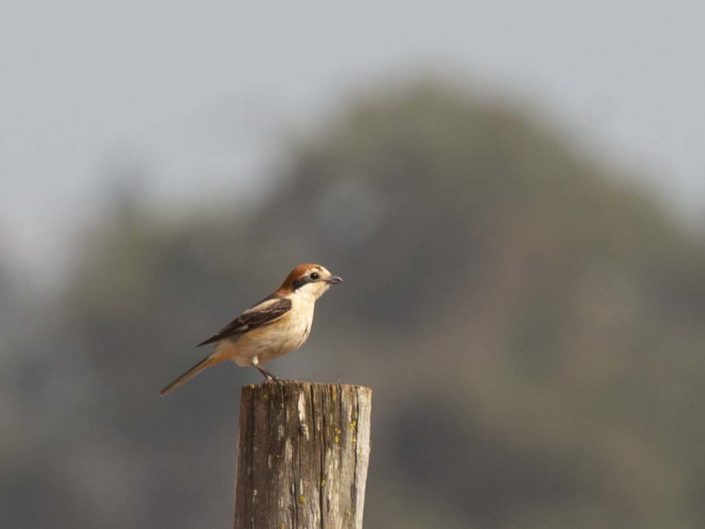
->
[[234, 381, 372, 529]]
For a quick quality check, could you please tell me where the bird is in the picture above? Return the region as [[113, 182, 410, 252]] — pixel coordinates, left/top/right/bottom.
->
[[159, 263, 343, 396]]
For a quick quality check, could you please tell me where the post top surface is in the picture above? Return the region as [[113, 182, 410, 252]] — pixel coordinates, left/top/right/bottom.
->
[[242, 380, 372, 393]]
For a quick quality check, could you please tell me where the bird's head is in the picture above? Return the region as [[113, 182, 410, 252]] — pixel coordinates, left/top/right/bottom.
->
[[279, 263, 343, 300]]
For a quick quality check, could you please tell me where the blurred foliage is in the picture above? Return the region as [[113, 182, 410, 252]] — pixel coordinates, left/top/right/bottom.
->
[[2, 80, 705, 529]]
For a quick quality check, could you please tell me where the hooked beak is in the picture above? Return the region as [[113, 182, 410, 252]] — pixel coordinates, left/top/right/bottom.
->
[[326, 275, 343, 285]]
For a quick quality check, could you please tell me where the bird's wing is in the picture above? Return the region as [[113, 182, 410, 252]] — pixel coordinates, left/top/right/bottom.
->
[[196, 296, 292, 346]]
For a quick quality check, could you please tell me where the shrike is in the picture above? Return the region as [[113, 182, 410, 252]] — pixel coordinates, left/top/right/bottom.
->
[[160, 263, 343, 395]]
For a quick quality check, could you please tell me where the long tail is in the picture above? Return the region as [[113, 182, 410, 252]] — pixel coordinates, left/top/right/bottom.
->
[[160, 354, 224, 396]]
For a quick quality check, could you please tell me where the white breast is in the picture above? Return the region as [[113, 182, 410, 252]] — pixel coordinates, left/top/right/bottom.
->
[[287, 295, 315, 351], [227, 293, 316, 366]]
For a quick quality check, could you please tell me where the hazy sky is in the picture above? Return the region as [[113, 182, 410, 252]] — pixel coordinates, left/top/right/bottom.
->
[[2, 0, 704, 278]]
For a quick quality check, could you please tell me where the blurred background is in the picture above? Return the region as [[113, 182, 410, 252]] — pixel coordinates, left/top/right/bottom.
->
[[2, 1, 705, 528]]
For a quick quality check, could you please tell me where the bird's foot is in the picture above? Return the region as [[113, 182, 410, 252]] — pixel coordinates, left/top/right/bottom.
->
[[255, 365, 279, 382]]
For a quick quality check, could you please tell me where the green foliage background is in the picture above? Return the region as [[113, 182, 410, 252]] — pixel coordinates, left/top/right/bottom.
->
[[2, 80, 704, 528]]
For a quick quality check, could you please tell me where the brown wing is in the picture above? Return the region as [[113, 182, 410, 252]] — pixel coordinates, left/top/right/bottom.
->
[[196, 296, 292, 346]]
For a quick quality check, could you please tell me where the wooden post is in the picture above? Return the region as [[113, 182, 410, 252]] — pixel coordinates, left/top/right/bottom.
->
[[234, 381, 372, 529]]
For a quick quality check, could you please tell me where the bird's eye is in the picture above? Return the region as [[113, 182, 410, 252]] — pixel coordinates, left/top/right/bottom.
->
[[310, 272, 320, 280]]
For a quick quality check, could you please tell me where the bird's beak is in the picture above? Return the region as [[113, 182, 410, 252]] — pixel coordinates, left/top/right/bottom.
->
[[326, 275, 343, 285]]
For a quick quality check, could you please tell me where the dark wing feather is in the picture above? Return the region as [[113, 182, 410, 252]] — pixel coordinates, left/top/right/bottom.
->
[[196, 297, 292, 346]]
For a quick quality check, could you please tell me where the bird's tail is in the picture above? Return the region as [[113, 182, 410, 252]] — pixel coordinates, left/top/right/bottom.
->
[[159, 354, 224, 396]]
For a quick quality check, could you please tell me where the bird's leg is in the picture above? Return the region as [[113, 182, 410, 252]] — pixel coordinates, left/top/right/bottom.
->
[[251, 356, 278, 382], [254, 364, 278, 382]]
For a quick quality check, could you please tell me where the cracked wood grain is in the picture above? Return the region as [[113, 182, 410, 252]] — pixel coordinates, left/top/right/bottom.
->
[[234, 382, 372, 529]]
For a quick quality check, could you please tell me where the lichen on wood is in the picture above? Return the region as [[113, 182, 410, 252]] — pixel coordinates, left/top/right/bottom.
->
[[234, 381, 372, 529]]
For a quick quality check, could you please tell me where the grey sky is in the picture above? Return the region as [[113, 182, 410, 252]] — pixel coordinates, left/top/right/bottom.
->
[[2, 0, 704, 278]]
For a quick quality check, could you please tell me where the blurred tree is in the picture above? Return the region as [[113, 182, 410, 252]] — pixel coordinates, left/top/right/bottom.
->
[[4, 79, 705, 529]]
